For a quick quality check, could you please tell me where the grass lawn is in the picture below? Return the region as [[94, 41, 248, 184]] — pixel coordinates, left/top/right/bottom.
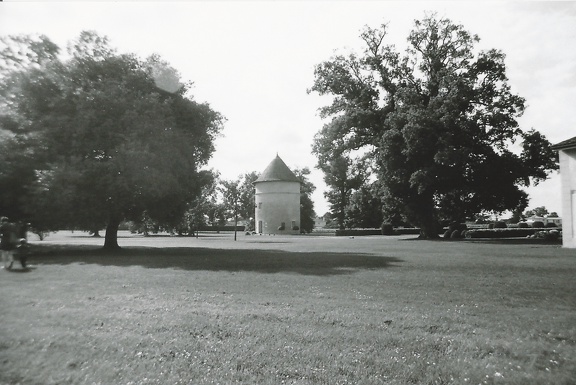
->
[[1, 231, 575, 385]]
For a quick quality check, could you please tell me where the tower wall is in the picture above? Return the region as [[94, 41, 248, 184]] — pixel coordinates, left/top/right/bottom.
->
[[255, 181, 300, 235]]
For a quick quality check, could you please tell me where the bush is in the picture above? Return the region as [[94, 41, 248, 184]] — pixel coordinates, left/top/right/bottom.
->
[[493, 221, 507, 229], [528, 229, 561, 241], [447, 222, 467, 232], [395, 227, 422, 235], [381, 223, 394, 235], [517, 222, 529, 228], [450, 230, 462, 239], [545, 222, 557, 228], [336, 229, 383, 236], [465, 228, 537, 239], [532, 221, 545, 228]]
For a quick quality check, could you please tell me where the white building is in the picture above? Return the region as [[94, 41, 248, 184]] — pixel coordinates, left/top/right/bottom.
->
[[525, 216, 562, 227], [253, 155, 301, 235], [314, 215, 327, 229], [552, 136, 576, 248]]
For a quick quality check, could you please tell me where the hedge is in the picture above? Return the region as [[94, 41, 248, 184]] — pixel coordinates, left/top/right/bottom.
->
[[464, 228, 554, 239], [335, 227, 428, 236], [198, 225, 245, 232], [336, 229, 382, 236]]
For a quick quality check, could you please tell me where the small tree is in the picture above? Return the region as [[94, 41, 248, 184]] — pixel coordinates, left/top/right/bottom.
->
[[525, 206, 549, 218], [178, 170, 219, 236], [292, 167, 316, 233], [315, 154, 365, 230], [237, 171, 259, 230], [220, 179, 241, 241]]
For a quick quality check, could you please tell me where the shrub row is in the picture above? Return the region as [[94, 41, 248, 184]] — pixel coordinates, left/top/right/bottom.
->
[[335, 227, 425, 236], [336, 229, 382, 236], [198, 225, 245, 232], [464, 228, 557, 239], [334, 225, 561, 238]]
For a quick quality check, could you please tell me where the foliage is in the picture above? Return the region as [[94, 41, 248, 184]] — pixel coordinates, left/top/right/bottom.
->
[[314, 154, 365, 230], [174, 170, 220, 236], [493, 221, 507, 229], [465, 227, 558, 239], [0, 136, 38, 222], [292, 167, 316, 233], [345, 183, 383, 229], [219, 178, 241, 240], [525, 206, 550, 218], [0, 32, 224, 248], [309, 14, 558, 238], [237, 171, 259, 229]]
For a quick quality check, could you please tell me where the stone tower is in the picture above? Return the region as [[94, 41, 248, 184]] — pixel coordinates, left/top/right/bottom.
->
[[253, 155, 301, 235]]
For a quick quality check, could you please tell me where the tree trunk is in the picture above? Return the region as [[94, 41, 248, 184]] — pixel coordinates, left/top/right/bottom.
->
[[415, 193, 440, 239], [419, 221, 440, 239], [103, 214, 121, 250]]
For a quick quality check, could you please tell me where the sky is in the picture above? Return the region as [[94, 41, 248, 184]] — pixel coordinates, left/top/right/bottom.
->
[[1, 0, 575, 217]]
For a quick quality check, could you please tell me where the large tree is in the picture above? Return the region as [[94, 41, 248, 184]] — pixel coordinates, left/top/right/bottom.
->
[[310, 15, 557, 238], [0, 32, 224, 248]]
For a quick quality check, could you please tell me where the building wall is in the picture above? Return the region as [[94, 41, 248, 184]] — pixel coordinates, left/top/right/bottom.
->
[[559, 148, 576, 248], [255, 181, 300, 235]]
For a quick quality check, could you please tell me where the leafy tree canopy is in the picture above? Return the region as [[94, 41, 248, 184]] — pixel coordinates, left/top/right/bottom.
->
[[525, 206, 550, 218], [0, 31, 224, 248], [310, 14, 558, 238], [219, 178, 242, 240], [292, 167, 317, 233], [315, 154, 366, 230]]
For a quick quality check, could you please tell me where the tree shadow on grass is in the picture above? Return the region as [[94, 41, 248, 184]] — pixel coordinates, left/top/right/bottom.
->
[[28, 245, 402, 276]]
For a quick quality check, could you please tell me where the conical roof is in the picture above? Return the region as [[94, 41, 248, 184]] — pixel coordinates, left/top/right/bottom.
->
[[254, 155, 300, 184]]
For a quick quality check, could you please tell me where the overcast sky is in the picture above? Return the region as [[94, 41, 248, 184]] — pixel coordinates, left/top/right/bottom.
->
[[1, 1, 574, 216]]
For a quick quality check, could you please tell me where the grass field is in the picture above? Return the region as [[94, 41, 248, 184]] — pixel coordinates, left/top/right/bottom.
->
[[1, 231, 575, 385]]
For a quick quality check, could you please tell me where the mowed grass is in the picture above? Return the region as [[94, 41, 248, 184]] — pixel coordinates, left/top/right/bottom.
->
[[1, 232, 575, 385]]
